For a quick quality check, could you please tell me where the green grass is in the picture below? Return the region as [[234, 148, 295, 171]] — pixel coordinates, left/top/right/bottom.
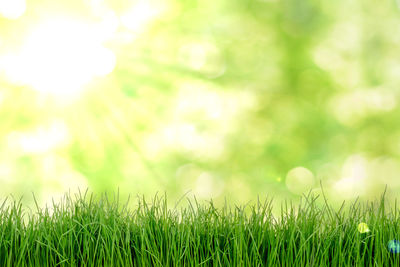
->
[[0, 188, 400, 266]]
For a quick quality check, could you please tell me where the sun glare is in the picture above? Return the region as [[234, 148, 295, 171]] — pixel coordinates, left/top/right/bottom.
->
[[2, 17, 116, 99], [0, 0, 26, 19]]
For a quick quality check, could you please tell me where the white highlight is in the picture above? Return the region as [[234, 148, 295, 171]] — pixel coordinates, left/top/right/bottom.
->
[[7, 120, 70, 154], [329, 89, 397, 125], [194, 172, 224, 199], [0, 0, 26, 19], [120, 1, 160, 33], [333, 155, 367, 198], [285, 167, 315, 195], [2, 17, 116, 99]]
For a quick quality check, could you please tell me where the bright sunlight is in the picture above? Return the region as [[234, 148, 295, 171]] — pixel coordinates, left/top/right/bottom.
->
[[1, 16, 116, 99]]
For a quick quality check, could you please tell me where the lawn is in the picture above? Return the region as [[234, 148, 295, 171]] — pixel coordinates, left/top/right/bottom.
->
[[0, 188, 399, 266]]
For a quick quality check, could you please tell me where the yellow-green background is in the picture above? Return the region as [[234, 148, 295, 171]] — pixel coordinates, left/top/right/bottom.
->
[[0, 0, 400, 213]]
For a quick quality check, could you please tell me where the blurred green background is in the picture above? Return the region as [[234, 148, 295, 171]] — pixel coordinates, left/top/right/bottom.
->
[[0, 0, 400, 213]]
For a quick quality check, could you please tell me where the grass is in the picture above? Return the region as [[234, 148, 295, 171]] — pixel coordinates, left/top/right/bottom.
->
[[0, 188, 400, 266]]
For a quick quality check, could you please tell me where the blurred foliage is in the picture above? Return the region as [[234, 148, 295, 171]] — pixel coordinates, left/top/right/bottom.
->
[[0, 0, 400, 209]]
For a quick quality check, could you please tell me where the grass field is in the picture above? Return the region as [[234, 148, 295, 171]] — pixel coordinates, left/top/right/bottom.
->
[[0, 188, 400, 266]]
